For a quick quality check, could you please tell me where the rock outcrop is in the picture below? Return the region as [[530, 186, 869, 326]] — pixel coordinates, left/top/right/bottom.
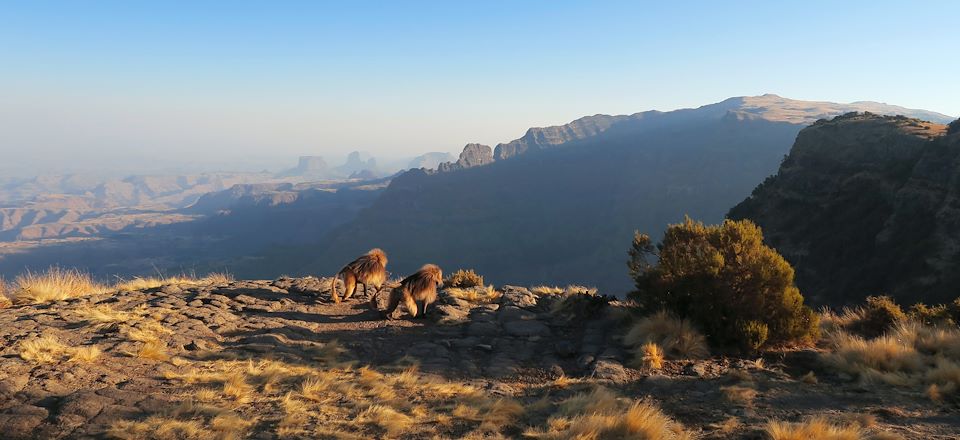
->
[[729, 112, 959, 305], [437, 143, 494, 172]]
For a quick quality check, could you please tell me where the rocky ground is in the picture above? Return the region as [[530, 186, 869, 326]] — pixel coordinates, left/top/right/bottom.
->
[[0, 278, 957, 439]]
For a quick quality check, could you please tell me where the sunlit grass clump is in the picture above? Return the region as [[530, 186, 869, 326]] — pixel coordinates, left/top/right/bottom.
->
[[114, 272, 234, 292], [524, 386, 694, 440], [625, 311, 709, 364], [823, 320, 960, 401], [443, 269, 485, 289], [444, 285, 501, 303], [144, 353, 536, 439], [11, 267, 109, 304], [18, 334, 101, 364]]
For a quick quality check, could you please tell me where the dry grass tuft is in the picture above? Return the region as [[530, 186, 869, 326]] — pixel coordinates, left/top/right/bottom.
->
[[766, 417, 862, 440], [20, 335, 106, 364], [625, 311, 709, 361], [69, 345, 102, 363], [12, 267, 108, 304], [19, 335, 71, 363], [526, 388, 694, 440], [532, 285, 599, 297], [444, 285, 501, 303], [638, 342, 664, 369], [75, 305, 137, 329], [357, 405, 414, 437], [444, 269, 485, 289], [800, 371, 819, 384], [0, 278, 10, 309], [712, 416, 740, 434], [823, 321, 960, 399], [137, 340, 171, 362], [720, 385, 758, 407], [114, 272, 234, 292]]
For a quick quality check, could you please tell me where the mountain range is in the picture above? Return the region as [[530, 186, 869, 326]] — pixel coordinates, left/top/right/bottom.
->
[[291, 95, 953, 293], [0, 95, 954, 303]]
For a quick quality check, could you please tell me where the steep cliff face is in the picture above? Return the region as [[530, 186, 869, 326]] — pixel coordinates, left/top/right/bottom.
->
[[493, 114, 635, 160], [729, 113, 960, 305], [437, 144, 494, 172]]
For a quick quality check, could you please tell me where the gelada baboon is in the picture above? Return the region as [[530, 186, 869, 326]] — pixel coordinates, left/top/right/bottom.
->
[[370, 264, 443, 319], [330, 248, 388, 303]]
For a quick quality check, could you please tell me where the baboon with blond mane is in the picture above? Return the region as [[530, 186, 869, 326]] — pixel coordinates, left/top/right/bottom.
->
[[330, 248, 388, 303], [370, 264, 443, 319]]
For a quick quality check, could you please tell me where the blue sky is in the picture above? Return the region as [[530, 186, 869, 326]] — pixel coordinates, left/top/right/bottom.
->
[[1, 1, 957, 174]]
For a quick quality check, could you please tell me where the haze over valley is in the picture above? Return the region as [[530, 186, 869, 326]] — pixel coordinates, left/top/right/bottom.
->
[[1, 94, 953, 302], [3, 3, 960, 438]]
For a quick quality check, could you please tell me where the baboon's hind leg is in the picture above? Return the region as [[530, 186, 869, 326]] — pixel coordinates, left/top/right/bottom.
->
[[338, 272, 357, 303], [404, 294, 419, 318]]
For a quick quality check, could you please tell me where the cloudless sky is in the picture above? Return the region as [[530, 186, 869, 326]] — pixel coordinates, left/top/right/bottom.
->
[[1, 1, 957, 175]]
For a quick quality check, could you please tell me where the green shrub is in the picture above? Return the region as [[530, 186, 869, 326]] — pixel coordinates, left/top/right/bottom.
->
[[851, 295, 906, 337], [909, 303, 954, 327], [443, 269, 484, 289], [628, 217, 819, 350], [737, 321, 769, 352], [949, 298, 960, 325]]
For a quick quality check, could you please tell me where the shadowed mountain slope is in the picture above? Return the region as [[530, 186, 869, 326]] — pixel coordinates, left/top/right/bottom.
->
[[303, 96, 951, 294], [730, 113, 960, 305]]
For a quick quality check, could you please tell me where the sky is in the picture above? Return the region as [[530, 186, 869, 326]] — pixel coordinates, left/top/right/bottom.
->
[[1, 0, 957, 176]]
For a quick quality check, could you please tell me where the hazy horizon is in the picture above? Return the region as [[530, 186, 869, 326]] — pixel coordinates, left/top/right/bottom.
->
[[2, 1, 958, 177]]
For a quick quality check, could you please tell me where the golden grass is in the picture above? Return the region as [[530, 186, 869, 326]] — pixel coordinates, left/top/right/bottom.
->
[[444, 285, 501, 303], [69, 345, 102, 363], [137, 340, 171, 362], [12, 267, 108, 304], [720, 385, 757, 407], [712, 416, 740, 434], [823, 320, 960, 399], [147, 352, 540, 438], [638, 342, 664, 369], [525, 387, 694, 440], [114, 272, 234, 292], [0, 277, 10, 308], [800, 371, 819, 384], [20, 335, 103, 364], [109, 402, 252, 440], [357, 405, 414, 437], [75, 304, 138, 329], [444, 269, 485, 289], [766, 417, 862, 440], [277, 392, 310, 436], [531, 285, 598, 296], [19, 335, 71, 363], [625, 311, 709, 361]]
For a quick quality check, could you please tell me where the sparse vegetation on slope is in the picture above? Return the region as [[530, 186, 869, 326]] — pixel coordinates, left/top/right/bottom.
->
[[823, 318, 960, 401]]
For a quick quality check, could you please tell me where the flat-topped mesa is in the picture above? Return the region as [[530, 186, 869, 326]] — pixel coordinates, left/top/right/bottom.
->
[[437, 143, 494, 172]]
